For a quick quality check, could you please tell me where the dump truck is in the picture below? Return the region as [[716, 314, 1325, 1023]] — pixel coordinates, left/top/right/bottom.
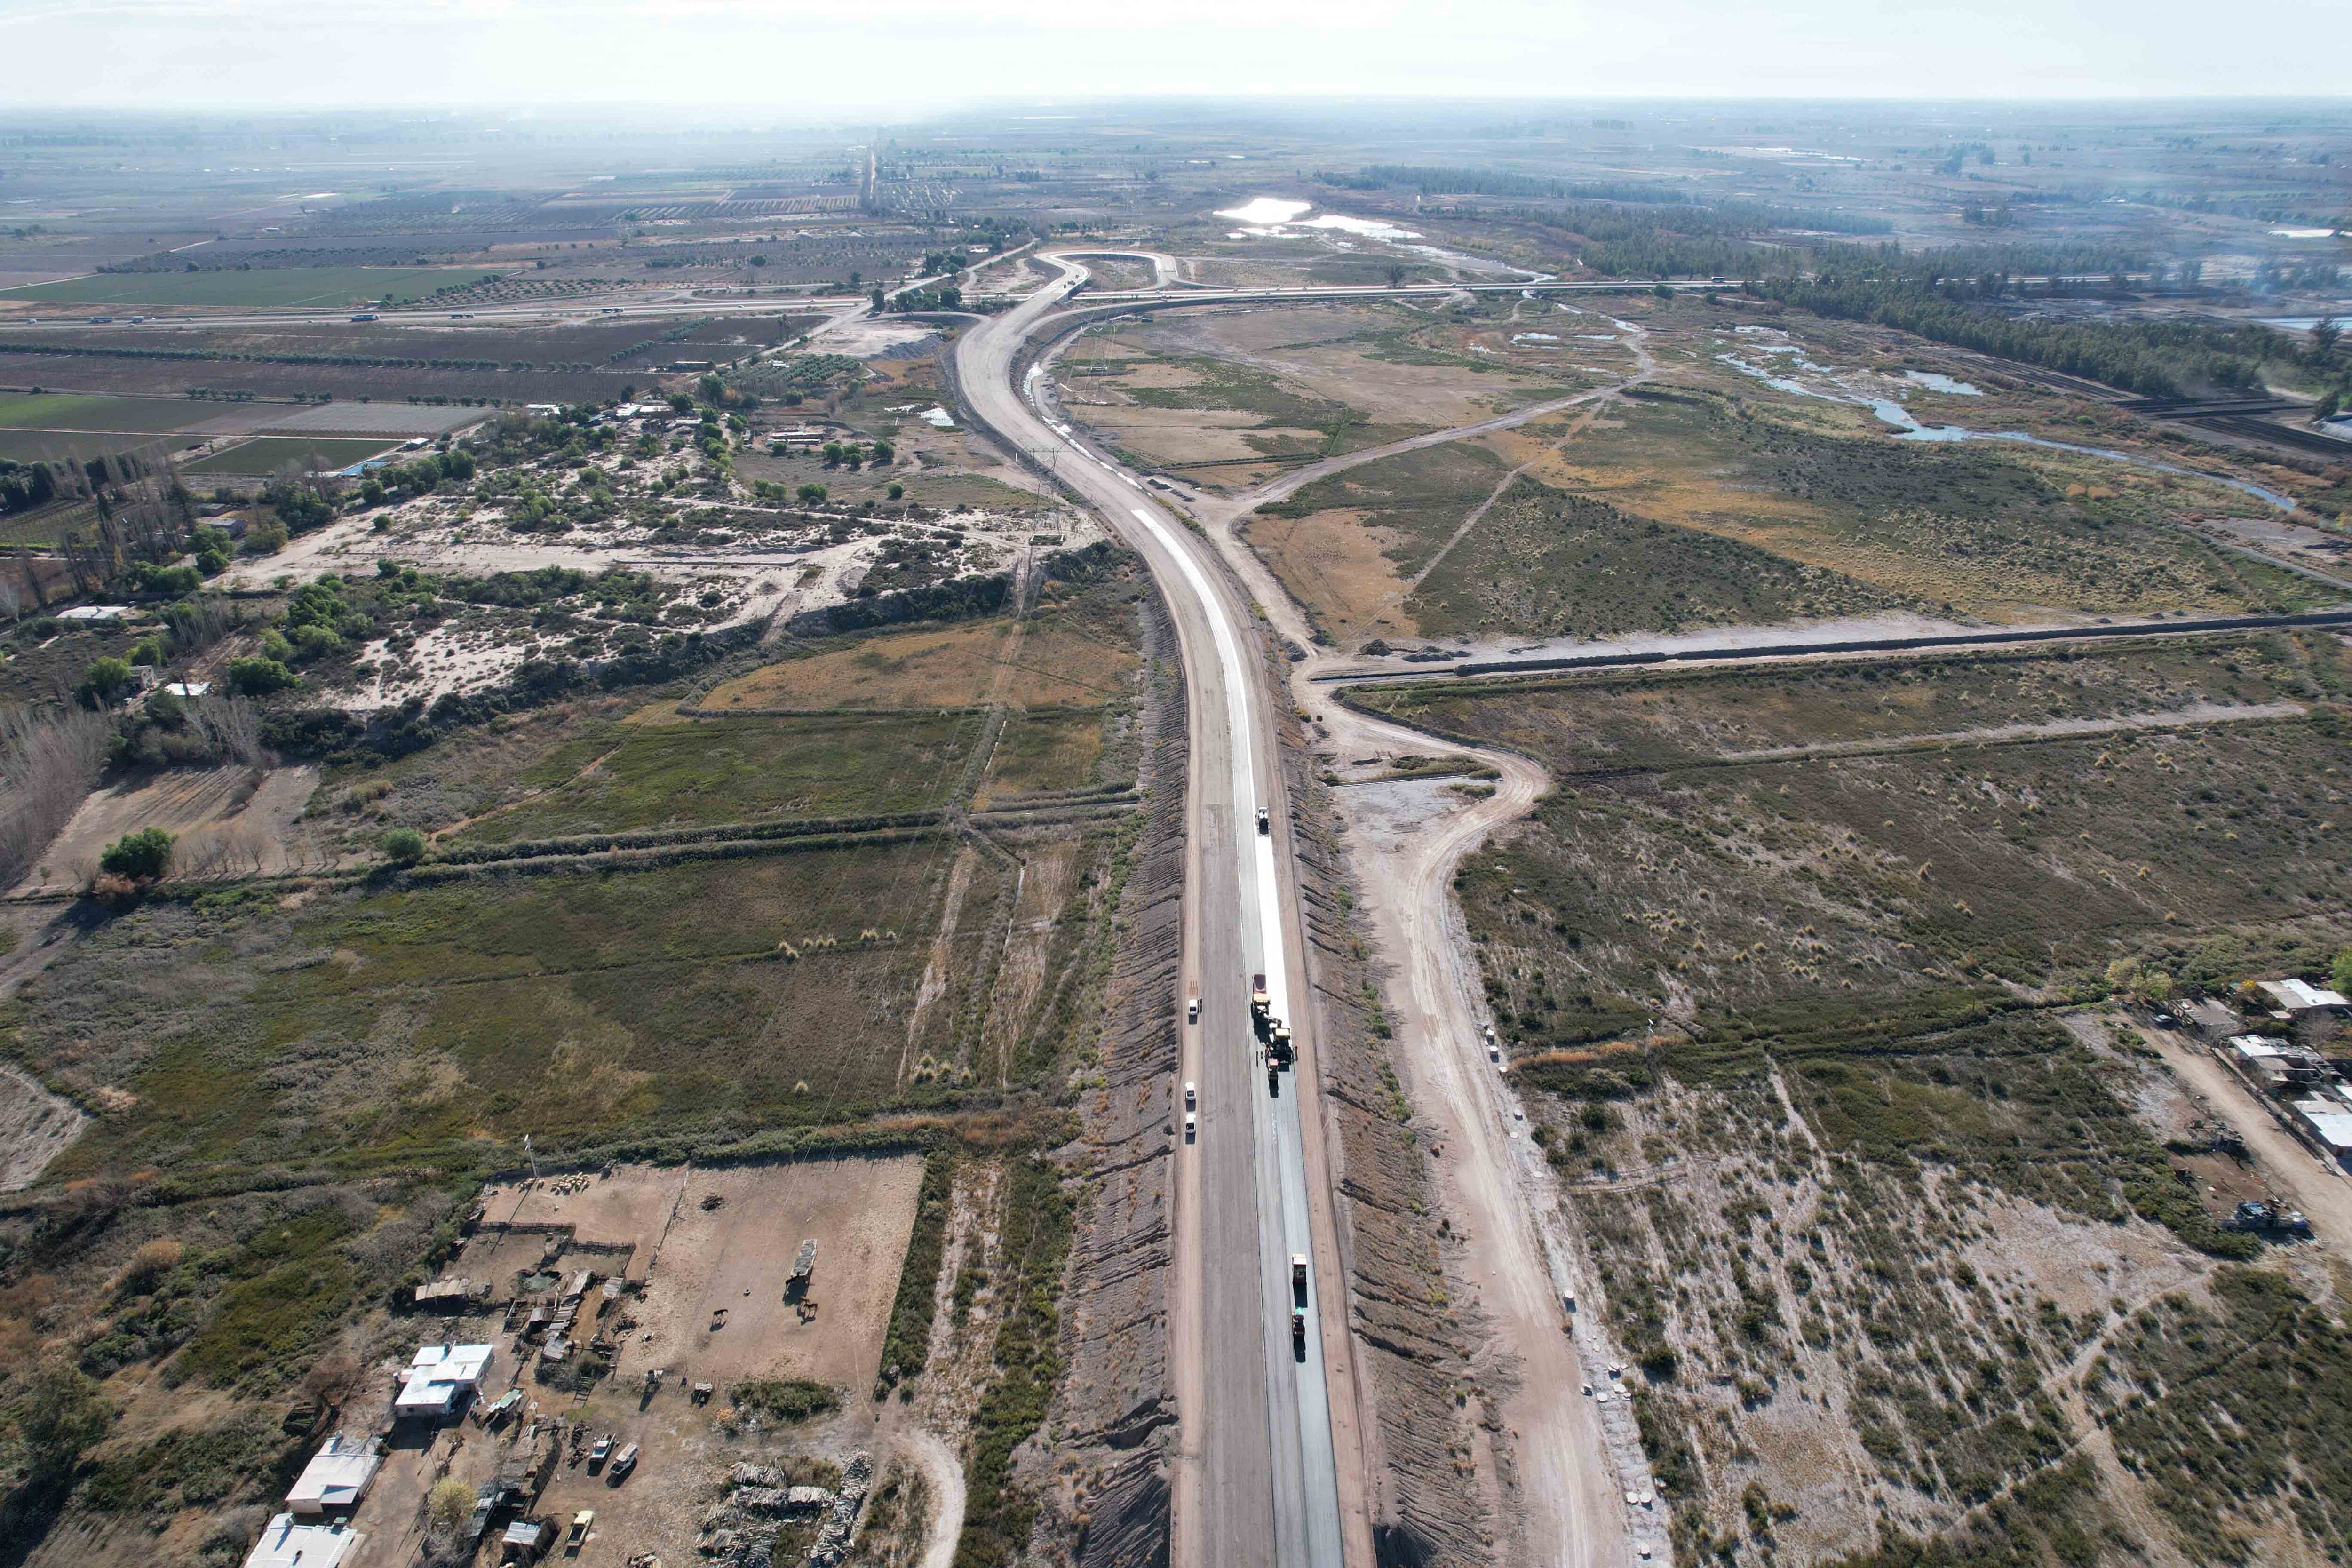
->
[[1268, 1020, 1294, 1069], [1291, 1254, 1308, 1302], [1250, 974, 1271, 1041], [1291, 1308, 1307, 1357]]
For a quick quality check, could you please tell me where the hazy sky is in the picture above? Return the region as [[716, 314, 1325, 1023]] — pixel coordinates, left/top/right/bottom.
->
[[6, 0, 2350, 110]]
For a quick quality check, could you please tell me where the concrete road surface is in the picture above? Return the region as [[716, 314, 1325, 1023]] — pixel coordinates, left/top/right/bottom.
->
[[954, 259, 1355, 1568]]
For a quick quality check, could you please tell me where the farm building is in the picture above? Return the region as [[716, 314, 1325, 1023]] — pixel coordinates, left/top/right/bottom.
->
[[242, 1515, 358, 1568], [393, 1343, 495, 1419]]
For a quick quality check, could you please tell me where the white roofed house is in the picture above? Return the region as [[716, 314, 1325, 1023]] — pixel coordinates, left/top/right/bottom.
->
[[286, 1435, 379, 1519], [392, 1343, 495, 1420], [2258, 978, 2350, 1014], [241, 1514, 358, 1568]]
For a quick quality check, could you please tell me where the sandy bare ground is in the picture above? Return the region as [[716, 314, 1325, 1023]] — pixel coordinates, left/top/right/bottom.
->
[[0, 1063, 85, 1192], [11, 763, 324, 894], [1711, 700, 2307, 762], [481, 1156, 926, 1388], [900, 1424, 965, 1568], [2137, 1021, 2352, 1262]]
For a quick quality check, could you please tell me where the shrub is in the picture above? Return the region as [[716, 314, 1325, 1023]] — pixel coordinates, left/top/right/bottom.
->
[[118, 1239, 184, 1298], [98, 827, 174, 880], [425, 1478, 474, 1534], [380, 828, 427, 866], [242, 520, 288, 555], [286, 624, 342, 663], [225, 657, 298, 696], [79, 656, 135, 705], [727, 1378, 841, 1428]]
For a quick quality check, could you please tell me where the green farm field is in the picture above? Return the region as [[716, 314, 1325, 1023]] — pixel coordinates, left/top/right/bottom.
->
[[0, 429, 197, 464], [0, 266, 505, 309], [12, 843, 1006, 1181], [0, 392, 221, 433], [454, 710, 988, 844]]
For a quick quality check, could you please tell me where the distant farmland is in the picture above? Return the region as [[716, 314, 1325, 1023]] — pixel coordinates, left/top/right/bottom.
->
[[183, 435, 404, 473], [0, 267, 507, 309]]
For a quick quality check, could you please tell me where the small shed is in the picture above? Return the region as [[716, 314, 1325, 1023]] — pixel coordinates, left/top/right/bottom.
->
[[2182, 998, 2243, 1043], [500, 1520, 549, 1563], [412, 1277, 488, 1312]]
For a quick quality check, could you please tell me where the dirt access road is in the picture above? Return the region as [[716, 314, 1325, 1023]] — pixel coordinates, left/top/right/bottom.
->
[[2138, 1023, 2352, 1257]]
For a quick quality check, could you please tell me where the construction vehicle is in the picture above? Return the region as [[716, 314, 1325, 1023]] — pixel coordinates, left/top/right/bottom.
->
[[1291, 1308, 1307, 1358], [1291, 1254, 1308, 1302], [1250, 974, 1271, 1039], [1267, 1018, 1295, 1068]]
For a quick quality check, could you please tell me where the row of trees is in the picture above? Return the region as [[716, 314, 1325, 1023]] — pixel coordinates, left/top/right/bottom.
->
[[1749, 275, 2282, 397]]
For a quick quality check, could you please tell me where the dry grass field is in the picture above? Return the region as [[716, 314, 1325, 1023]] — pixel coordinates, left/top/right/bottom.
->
[[1367, 626, 2352, 1567]]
